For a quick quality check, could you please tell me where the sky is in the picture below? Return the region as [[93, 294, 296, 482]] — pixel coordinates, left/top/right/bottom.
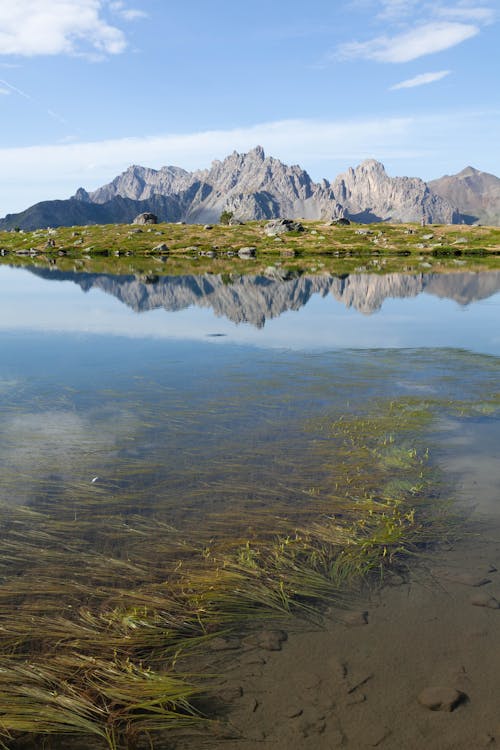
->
[[0, 0, 499, 215]]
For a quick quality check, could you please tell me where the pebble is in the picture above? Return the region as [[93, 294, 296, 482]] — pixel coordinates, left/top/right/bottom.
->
[[417, 686, 467, 712], [342, 610, 369, 626], [252, 629, 288, 651], [217, 685, 243, 702], [437, 570, 492, 587], [346, 691, 367, 706], [284, 704, 303, 718], [471, 593, 500, 609]]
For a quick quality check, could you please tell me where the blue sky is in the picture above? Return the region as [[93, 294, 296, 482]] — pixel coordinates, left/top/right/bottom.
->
[[0, 0, 499, 214]]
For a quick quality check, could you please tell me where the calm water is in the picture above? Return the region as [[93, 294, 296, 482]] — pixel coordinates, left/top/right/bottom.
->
[[1, 264, 499, 748], [1, 265, 499, 519]]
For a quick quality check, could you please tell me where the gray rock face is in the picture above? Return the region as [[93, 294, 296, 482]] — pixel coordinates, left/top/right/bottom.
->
[[429, 166, 500, 225], [90, 165, 192, 204], [332, 159, 457, 224]]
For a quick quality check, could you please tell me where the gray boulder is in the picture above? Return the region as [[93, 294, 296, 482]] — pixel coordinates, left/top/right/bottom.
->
[[264, 219, 304, 236], [133, 212, 158, 225], [238, 246, 257, 258]]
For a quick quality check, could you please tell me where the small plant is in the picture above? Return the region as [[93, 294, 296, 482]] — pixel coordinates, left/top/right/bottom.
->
[[219, 210, 233, 225]]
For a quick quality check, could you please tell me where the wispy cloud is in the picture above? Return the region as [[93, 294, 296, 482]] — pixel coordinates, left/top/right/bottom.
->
[[0, 111, 499, 215], [376, 0, 420, 21], [337, 22, 479, 62], [433, 4, 496, 24], [0, 0, 129, 58], [336, 2, 494, 65], [108, 1, 148, 21], [390, 70, 451, 89], [0, 87, 10, 95], [0, 78, 66, 123]]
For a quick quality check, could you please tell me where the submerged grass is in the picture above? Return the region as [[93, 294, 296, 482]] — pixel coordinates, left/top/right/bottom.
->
[[0, 389, 462, 748]]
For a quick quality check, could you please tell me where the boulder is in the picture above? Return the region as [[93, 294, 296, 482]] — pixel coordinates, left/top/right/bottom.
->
[[133, 212, 158, 225], [238, 246, 257, 258], [264, 219, 304, 236]]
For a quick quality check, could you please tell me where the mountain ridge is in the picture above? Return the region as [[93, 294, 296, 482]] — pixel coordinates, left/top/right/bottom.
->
[[26, 268, 500, 325], [1, 147, 499, 230]]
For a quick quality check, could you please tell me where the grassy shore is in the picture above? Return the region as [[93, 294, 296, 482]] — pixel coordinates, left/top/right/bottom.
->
[[1, 220, 499, 276]]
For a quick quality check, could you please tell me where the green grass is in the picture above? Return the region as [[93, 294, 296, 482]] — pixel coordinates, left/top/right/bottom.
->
[[1, 220, 499, 277]]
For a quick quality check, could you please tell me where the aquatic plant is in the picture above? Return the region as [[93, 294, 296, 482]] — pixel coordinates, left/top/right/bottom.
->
[[0, 380, 470, 748]]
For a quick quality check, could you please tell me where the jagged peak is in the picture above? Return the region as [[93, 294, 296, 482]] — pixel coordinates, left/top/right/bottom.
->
[[357, 159, 386, 172], [73, 187, 90, 202]]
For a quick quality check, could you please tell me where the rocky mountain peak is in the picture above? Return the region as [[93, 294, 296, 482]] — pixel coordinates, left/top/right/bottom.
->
[[2, 146, 499, 230], [357, 159, 387, 174]]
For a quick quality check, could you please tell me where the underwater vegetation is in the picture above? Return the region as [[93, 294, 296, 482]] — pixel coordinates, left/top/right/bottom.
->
[[0, 345, 498, 748], [0, 392, 470, 750]]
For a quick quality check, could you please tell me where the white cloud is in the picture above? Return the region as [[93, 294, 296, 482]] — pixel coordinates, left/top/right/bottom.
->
[[0, 0, 127, 57], [0, 87, 10, 95], [108, 1, 148, 21], [337, 21, 479, 62], [376, 0, 420, 20], [390, 70, 451, 89], [433, 5, 496, 23], [0, 112, 499, 215]]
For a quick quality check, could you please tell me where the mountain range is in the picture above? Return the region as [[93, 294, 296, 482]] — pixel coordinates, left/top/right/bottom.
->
[[28, 268, 500, 326], [1, 147, 499, 230]]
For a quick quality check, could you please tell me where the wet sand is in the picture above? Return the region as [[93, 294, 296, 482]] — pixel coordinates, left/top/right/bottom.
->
[[199, 532, 500, 749]]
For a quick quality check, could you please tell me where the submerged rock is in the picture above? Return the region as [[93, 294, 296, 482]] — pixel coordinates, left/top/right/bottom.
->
[[418, 687, 467, 712]]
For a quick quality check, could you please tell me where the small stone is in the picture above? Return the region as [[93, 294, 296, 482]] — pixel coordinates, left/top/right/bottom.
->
[[203, 224, 213, 230], [217, 686, 243, 702], [342, 610, 369, 627], [255, 628, 287, 651], [437, 570, 492, 587], [471, 593, 500, 609], [418, 686, 467, 712], [152, 243, 169, 253], [346, 692, 367, 706], [479, 733, 495, 745], [284, 704, 303, 718]]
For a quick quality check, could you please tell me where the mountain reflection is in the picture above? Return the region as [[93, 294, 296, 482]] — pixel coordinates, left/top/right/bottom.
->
[[28, 268, 500, 328]]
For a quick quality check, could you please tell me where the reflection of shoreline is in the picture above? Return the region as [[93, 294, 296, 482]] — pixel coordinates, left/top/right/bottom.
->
[[26, 268, 500, 328]]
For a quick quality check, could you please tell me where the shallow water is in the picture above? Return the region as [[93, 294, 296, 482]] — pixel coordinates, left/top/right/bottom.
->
[[0, 265, 499, 748]]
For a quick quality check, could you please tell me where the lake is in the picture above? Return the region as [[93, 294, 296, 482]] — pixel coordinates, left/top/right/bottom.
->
[[0, 264, 499, 750]]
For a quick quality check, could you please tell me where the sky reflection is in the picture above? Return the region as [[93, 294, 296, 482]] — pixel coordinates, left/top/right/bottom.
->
[[1, 266, 499, 355]]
